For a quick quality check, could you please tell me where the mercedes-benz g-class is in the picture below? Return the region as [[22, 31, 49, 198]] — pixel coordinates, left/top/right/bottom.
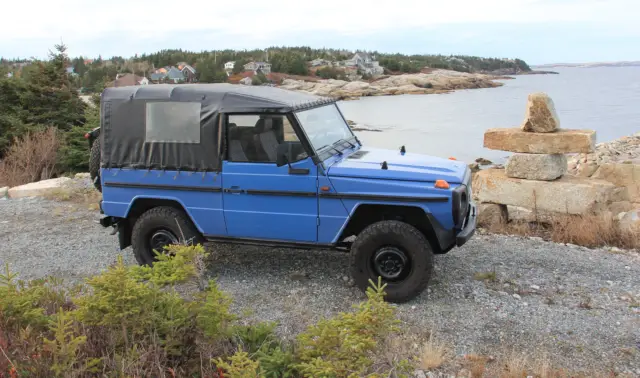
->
[[89, 84, 476, 303]]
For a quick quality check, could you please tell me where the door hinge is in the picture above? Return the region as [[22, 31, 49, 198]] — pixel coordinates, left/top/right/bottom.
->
[[316, 218, 320, 226], [316, 178, 319, 188]]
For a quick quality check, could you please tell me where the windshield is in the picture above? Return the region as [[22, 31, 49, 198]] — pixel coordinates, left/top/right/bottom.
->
[[295, 104, 354, 152]]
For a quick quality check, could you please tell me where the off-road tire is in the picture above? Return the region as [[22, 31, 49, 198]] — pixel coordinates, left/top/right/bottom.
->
[[131, 206, 204, 266], [350, 220, 434, 303], [89, 138, 101, 192]]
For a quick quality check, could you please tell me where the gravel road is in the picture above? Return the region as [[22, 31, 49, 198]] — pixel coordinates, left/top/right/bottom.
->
[[1, 197, 639, 375]]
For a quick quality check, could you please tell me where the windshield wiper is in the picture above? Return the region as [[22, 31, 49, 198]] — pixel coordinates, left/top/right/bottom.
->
[[335, 138, 355, 148], [317, 144, 343, 156]]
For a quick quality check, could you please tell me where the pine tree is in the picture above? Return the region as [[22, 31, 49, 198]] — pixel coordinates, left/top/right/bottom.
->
[[21, 43, 86, 131]]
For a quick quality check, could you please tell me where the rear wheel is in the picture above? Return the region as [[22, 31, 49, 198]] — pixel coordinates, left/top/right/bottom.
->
[[89, 138, 101, 192], [350, 220, 434, 303], [131, 206, 204, 266]]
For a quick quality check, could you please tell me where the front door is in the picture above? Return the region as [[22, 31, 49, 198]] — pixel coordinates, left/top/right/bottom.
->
[[221, 114, 318, 242]]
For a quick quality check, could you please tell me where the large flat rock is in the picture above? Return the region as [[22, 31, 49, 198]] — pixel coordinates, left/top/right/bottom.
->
[[591, 163, 640, 203], [473, 169, 616, 215], [7, 177, 72, 199], [521, 92, 560, 133], [505, 153, 567, 181], [484, 128, 595, 154]]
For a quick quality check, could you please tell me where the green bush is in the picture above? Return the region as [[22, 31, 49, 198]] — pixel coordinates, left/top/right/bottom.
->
[[0, 245, 407, 378], [295, 277, 399, 377]]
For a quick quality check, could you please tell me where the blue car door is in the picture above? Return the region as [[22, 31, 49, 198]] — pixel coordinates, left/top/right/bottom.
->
[[221, 114, 319, 242]]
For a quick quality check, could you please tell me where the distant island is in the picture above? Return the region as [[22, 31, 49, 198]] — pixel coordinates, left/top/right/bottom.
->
[[532, 61, 640, 69]]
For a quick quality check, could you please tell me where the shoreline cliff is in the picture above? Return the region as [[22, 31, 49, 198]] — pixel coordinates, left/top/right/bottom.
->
[[277, 69, 508, 99]]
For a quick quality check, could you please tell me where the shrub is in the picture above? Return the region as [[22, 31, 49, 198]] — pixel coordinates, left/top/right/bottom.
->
[[0, 246, 407, 378], [295, 277, 399, 377], [0, 127, 60, 187], [58, 125, 90, 172], [215, 350, 261, 378], [315, 67, 346, 80]]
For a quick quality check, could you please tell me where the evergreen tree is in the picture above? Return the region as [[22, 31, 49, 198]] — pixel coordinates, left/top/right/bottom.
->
[[21, 43, 86, 131]]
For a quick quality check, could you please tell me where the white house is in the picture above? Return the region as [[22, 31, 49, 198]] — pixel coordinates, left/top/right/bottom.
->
[[244, 61, 272, 74], [310, 58, 331, 67], [343, 52, 384, 76], [224, 61, 235, 70]]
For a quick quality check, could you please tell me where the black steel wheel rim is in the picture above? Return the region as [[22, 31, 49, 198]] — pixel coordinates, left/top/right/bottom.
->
[[149, 229, 179, 253], [372, 247, 410, 281]]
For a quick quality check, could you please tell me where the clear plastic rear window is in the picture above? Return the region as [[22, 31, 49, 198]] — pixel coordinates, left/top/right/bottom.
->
[[145, 102, 201, 143]]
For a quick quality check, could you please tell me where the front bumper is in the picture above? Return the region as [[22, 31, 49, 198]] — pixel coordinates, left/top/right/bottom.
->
[[455, 202, 477, 247]]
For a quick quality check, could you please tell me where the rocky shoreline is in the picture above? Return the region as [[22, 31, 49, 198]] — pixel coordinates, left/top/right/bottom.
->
[[279, 69, 505, 99], [567, 132, 640, 177]]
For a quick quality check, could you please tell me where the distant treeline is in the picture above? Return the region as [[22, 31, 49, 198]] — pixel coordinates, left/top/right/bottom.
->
[[2, 46, 532, 93]]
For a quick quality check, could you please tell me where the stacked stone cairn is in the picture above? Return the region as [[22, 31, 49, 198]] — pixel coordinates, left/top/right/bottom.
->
[[474, 92, 621, 224]]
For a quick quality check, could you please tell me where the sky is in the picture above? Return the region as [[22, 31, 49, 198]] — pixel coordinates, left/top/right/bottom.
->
[[2, 0, 639, 65]]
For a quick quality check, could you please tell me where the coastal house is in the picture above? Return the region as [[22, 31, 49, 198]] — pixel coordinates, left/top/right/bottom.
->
[[166, 66, 187, 83], [244, 61, 271, 74], [150, 64, 195, 83], [108, 73, 149, 87], [342, 52, 384, 76], [310, 58, 331, 67], [177, 62, 197, 82]]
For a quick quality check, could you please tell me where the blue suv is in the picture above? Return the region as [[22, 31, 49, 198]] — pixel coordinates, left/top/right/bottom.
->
[[89, 84, 476, 303]]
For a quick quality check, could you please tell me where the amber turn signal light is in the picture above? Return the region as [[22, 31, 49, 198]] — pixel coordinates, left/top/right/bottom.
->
[[448, 157, 457, 160], [434, 180, 450, 189]]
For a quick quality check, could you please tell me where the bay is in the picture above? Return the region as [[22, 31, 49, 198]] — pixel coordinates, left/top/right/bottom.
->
[[337, 67, 640, 164]]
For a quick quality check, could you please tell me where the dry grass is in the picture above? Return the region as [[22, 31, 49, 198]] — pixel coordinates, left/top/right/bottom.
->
[[419, 332, 448, 370], [0, 127, 60, 187], [43, 186, 102, 207], [474, 269, 498, 282], [483, 213, 640, 250], [499, 351, 528, 378], [464, 354, 492, 378]]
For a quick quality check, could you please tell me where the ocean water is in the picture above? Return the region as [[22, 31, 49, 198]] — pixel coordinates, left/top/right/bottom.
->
[[337, 67, 640, 163]]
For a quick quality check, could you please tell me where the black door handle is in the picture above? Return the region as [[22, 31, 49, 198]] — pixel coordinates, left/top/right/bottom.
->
[[224, 187, 244, 194]]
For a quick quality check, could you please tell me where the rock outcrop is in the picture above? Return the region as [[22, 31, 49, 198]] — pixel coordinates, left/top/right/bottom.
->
[[279, 70, 502, 99], [483, 128, 596, 154], [505, 153, 567, 181], [567, 132, 640, 178], [473, 169, 617, 215], [618, 209, 640, 231], [477, 203, 508, 226], [7, 177, 72, 199], [521, 92, 561, 133], [591, 163, 640, 203]]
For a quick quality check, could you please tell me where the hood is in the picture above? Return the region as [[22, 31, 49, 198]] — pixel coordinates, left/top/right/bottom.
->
[[327, 147, 468, 184]]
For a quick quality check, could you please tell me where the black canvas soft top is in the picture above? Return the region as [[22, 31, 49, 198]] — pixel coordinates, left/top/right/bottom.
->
[[100, 84, 336, 172], [101, 83, 336, 113]]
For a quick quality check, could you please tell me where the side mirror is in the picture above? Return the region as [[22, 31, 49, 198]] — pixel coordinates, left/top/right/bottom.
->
[[275, 142, 310, 175], [276, 143, 290, 167]]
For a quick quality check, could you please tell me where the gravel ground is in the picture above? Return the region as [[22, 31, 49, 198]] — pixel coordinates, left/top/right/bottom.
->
[[1, 197, 639, 375]]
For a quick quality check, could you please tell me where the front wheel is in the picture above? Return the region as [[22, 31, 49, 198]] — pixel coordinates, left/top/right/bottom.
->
[[131, 206, 204, 265], [350, 220, 434, 303]]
